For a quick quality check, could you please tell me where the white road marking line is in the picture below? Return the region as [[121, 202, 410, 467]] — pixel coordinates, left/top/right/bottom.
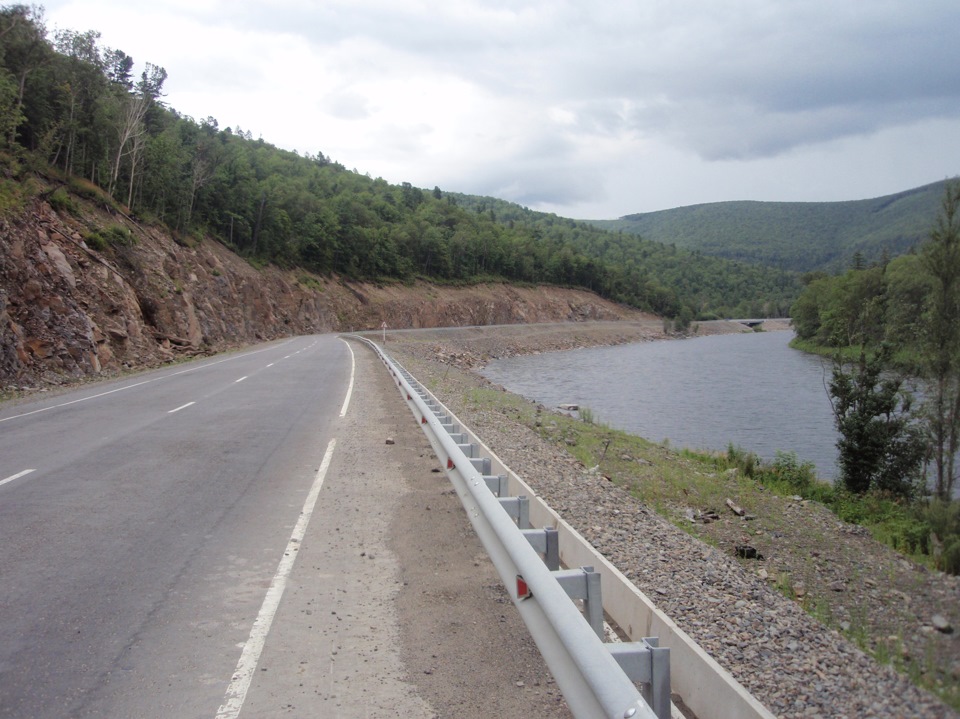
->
[[266, 363, 274, 368], [215, 438, 337, 719], [339, 339, 356, 418], [235, 376, 248, 384], [167, 402, 196, 414], [0, 469, 36, 489]]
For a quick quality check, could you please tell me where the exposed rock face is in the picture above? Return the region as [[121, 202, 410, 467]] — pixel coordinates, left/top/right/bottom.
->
[[0, 197, 642, 389]]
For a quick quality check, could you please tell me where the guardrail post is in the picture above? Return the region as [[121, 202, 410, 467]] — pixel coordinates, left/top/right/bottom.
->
[[483, 474, 508, 497], [521, 526, 560, 570], [552, 566, 604, 638], [498, 495, 530, 529], [470, 456, 492, 475], [607, 639, 671, 719]]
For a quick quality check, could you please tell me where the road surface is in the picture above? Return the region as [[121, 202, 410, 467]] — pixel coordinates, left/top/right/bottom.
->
[[0, 334, 567, 718]]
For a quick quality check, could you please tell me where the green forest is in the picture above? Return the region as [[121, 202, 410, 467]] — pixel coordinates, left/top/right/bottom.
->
[[0, 5, 798, 321], [592, 181, 949, 273]]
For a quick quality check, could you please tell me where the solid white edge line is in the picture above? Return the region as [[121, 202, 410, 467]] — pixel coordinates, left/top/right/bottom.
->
[[0, 469, 36, 488], [339, 339, 356, 418], [168, 402, 196, 414], [215, 438, 337, 719]]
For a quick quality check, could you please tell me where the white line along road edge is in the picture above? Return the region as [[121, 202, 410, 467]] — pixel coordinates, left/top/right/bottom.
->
[[215, 438, 337, 719], [339, 338, 356, 418]]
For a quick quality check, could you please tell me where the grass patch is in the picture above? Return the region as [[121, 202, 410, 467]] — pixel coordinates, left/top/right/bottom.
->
[[298, 275, 325, 292], [84, 224, 136, 251], [473, 392, 956, 576], [66, 176, 120, 211]]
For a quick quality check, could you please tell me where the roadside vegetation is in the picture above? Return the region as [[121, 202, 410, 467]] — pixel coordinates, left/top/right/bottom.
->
[[788, 183, 960, 582]]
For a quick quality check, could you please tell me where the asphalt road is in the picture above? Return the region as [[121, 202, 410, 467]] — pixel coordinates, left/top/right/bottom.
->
[[0, 335, 351, 718]]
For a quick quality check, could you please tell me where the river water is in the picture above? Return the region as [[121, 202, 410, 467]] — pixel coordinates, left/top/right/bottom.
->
[[480, 330, 841, 479]]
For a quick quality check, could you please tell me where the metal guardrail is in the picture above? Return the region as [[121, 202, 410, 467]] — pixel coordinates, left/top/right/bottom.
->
[[358, 338, 668, 719]]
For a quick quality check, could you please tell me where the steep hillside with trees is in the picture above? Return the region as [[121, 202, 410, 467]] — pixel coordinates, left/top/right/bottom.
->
[[0, 5, 798, 325], [591, 181, 951, 272]]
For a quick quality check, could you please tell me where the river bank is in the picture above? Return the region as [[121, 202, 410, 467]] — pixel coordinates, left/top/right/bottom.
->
[[380, 320, 958, 718], [378, 317, 790, 370]]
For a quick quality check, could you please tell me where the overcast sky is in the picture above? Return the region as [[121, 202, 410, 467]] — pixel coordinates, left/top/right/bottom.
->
[[43, 0, 960, 218]]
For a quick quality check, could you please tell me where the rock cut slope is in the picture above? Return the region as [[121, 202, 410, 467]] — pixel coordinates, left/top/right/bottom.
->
[[0, 193, 646, 391]]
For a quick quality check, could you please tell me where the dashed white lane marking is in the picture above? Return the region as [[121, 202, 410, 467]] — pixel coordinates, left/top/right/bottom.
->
[[168, 402, 196, 414], [0, 469, 36, 489], [215, 438, 337, 719], [339, 340, 356, 418], [235, 377, 248, 384], [266, 363, 274, 368], [0, 342, 292, 425]]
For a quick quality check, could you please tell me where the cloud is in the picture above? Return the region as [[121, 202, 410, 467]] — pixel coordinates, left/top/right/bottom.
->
[[41, 0, 960, 216]]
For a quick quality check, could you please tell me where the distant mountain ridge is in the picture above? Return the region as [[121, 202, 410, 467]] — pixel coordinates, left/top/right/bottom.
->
[[588, 180, 954, 272]]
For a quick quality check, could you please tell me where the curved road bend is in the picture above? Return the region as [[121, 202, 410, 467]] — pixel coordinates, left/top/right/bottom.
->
[[0, 335, 568, 718]]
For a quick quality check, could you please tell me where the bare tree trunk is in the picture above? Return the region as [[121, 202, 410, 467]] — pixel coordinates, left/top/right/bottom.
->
[[109, 92, 149, 198]]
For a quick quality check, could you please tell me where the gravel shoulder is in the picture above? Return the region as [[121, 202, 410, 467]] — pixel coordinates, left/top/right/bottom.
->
[[241, 339, 570, 717], [382, 320, 958, 719]]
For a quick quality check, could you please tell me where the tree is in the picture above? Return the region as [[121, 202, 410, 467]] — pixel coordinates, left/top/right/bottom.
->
[[830, 346, 925, 497], [51, 29, 107, 174], [919, 182, 960, 500], [0, 5, 50, 147]]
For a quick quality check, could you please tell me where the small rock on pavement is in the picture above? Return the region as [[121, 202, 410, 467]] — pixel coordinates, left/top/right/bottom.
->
[[385, 437, 395, 445], [931, 614, 953, 634]]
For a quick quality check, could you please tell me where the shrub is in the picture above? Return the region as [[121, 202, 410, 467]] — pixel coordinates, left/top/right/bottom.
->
[[84, 225, 136, 251], [84, 231, 107, 251], [48, 187, 78, 215], [771, 450, 816, 492], [726, 443, 759, 478], [915, 500, 960, 574]]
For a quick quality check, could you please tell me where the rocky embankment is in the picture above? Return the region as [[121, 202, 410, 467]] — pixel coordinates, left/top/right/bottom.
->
[[0, 194, 646, 391], [386, 329, 958, 719]]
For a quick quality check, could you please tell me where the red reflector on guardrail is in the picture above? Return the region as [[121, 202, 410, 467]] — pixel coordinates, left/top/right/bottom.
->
[[517, 575, 531, 600], [421, 416, 427, 424], [447, 457, 454, 470]]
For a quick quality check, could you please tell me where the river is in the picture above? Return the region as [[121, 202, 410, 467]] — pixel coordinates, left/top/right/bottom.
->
[[480, 329, 842, 479]]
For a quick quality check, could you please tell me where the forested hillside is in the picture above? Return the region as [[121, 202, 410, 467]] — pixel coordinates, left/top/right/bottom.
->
[[591, 181, 951, 273], [448, 193, 800, 319], [0, 5, 798, 321]]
